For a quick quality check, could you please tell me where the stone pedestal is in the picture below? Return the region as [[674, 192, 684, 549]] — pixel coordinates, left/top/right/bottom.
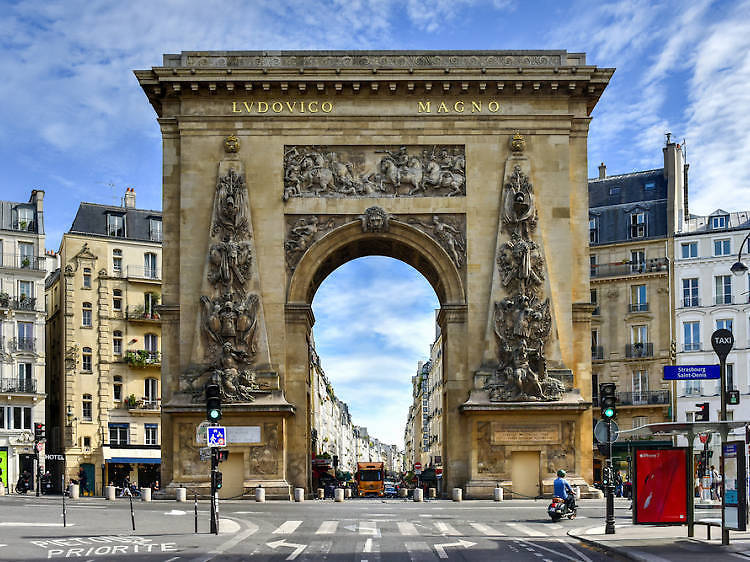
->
[[334, 488, 344, 502], [494, 487, 503, 501], [105, 486, 116, 501], [176, 488, 187, 502], [413, 488, 423, 502], [398, 488, 408, 498], [452, 488, 463, 502], [255, 487, 265, 502], [428, 488, 437, 499], [141, 488, 152, 502], [294, 488, 304, 502], [69, 484, 79, 499]]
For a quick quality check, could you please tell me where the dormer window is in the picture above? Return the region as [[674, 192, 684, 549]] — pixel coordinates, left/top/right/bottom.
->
[[609, 186, 621, 196], [630, 212, 647, 238], [589, 218, 598, 243], [107, 214, 125, 237], [711, 215, 728, 229], [644, 181, 655, 190], [149, 219, 162, 242]]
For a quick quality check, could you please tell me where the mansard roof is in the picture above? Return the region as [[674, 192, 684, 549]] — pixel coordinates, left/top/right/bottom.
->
[[69, 202, 162, 243]]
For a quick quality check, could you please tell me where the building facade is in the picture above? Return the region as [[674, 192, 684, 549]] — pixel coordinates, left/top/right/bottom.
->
[[46, 189, 163, 492], [0, 190, 48, 492], [674, 210, 750, 454]]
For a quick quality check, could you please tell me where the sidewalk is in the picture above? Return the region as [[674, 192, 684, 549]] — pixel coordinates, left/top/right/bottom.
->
[[570, 521, 750, 561]]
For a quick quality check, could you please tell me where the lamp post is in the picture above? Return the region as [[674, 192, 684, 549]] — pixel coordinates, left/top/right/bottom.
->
[[730, 231, 750, 277]]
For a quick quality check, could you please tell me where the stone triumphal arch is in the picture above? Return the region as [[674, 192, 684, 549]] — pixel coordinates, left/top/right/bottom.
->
[[136, 50, 613, 498]]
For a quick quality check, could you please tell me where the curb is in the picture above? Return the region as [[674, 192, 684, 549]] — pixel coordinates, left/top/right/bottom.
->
[[567, 530, 646, 562]]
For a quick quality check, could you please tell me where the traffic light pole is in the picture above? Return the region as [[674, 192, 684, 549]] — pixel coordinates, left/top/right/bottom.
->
[[210, 448, 219, 535], [605, 419, 615, 535], [720, 355, 729, 546]]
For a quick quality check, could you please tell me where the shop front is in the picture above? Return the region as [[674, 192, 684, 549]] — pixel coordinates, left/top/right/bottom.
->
[[103, 445, 161, 491]]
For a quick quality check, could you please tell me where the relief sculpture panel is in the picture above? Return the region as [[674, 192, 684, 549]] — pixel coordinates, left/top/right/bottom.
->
[[283, 145, 465, 199]]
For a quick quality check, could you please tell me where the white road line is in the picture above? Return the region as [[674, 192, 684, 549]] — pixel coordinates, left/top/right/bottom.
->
[[556, 538, 592, 562], [202, 517, 259, 560], [398, 521, 419, 535], [404, 541, 437, 561], [364, 538, 373, 552], [516, 539, 579, 562], [0, 522, 74, 527], [164, 558, 179, 562], [505, 522, 539, 536], [434, 521, 460, 536], [469, 522, 504, 536], [316, 520, 338, 534], [359, 520, 380, 537], [274, 520, 303, 534]]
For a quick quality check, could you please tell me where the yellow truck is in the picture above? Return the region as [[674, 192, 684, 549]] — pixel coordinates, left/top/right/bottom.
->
[[356, 462, 385, 497]]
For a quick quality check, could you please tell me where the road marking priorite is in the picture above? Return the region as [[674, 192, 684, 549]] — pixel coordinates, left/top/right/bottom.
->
[[434, 539, 475, 559], [267, 539, 307, 560], [273, 521, 303, 534]]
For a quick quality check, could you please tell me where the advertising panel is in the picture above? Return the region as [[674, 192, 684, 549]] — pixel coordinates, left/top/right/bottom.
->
[[0, 448, 7, 489], [722, 441, 747, 531], [633, 448, 689, 525]]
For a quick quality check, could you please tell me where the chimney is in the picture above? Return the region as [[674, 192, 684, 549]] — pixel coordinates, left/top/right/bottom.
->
[[598, 162, 606, 179], [124, 187, 136, 209]]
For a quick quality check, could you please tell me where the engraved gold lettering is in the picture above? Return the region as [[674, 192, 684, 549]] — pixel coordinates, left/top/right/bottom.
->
[[418, 101, 431, 113], [285, 101, 297, 112], [321, 101, 333, 113], [471, 101, 481, 113], [243, 101, 254, 112], [308, 101, 319, 113], [300, 102, 305, 113], [454, 101, 464, 113], [232, 101, 242, 113], [272, 102, 283, 113], [257, 101, 269, 113], [437, 101, 449, 113], [488, 101, 500, 112]]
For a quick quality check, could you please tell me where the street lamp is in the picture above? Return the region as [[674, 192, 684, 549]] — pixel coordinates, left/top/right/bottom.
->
[[730, 232, 750, 276]]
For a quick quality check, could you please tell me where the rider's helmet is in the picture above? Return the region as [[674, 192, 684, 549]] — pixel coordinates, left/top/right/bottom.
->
[[557, 469, 567, 478]]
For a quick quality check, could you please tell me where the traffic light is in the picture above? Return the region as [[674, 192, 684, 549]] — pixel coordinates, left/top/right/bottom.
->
[[695, 402, 709, 422], [333, 455, 339, 468], [206, 383, 222, 422], [728, 390, 740, 405], [34, 423, 45, 442], [216, 449, 229, 463], [599, 383, 617, 420], [212, 471, 223, 490]]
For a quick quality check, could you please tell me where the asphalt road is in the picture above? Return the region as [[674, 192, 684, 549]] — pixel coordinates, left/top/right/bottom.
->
[[0, 494, 629, 561]]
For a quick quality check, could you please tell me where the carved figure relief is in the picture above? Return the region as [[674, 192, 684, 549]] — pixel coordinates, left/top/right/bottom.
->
[[284, 216, 337, 269], [485, 154, 563, 402], [283, 145, 465, 199], [359, 206, 390, 233], [407, 215, 466, 269], [224, 134, 240, 153], [248, 422, 281, 476]]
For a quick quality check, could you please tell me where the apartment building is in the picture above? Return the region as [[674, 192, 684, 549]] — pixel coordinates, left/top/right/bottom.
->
[[0, 190, 48, 492], [45, 189, 162, 493], [674, 210, 750, 453]]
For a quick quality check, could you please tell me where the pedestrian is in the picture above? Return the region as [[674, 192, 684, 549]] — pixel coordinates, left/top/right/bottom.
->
[[710, 465, 719, 500], [614, 471, 623, 497], [78, 468, 88, 496]]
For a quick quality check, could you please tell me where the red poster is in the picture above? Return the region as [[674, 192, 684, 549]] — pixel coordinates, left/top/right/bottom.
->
[[635, 449, 687, 524]]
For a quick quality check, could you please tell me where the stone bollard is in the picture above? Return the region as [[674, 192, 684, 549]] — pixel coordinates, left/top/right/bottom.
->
[[69, 483, 80, 499], [294, 488, 304, 502], [334, 488, 344, 502], [345, 488, 352, 499], [105, 485, 116, 501], [493, 487, 503, 501], [317, 488, 324, 500], [0, 485, 6, 496], [255, 487, 266, 502], [141, 488, 152, 502], [398, 487, 408, 498], [428, 487, 437, 499], [413, 488, 424, 502], [452, 488, 462, 502], [176, 488, 187, 502]]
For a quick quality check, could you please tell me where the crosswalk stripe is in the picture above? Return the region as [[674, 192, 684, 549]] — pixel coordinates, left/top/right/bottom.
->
[[273, 520, 302, 534], [506, 522, 539, 536], [434, 521, 460, 536], [404, 541, 437, 561], [397, 521, 419, 536], [470, 522, 504, 536], [359, 520, 380, 537], [316, 521, 338, 534]]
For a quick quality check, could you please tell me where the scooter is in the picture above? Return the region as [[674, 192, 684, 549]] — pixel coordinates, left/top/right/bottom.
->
[[548, 495, 577, 521], [15, 474, 31, 494]]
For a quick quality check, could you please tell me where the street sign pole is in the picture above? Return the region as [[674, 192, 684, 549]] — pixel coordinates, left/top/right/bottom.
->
[[605, 419, 615, 534], [712, 328, 734, 546]]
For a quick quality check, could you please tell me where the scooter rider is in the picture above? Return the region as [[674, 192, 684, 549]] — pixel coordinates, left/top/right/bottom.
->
[[553, 469, 576, 512]]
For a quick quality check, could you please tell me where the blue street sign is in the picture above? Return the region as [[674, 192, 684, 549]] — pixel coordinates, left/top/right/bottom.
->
[[207, 426, 227, 448], [663, 365, 720, 380]]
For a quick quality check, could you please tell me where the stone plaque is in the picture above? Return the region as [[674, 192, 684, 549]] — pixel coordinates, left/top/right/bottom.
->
[[227, 425, 261, 443], [491, 422, 560, 444]]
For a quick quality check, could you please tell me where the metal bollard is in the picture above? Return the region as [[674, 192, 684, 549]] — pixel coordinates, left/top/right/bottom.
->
[[255, 487, 266, 502], [105, 486, 116, 501], [345, 488, 352, 499], [452, 488, 462, 502], [399, 487, 408, 498], [428, 487, 437, 499], [317, 488, 324, 500], [176, 487, 187, 502], [140, 488, 152, 502], [413, 488, 424, 502], [493, 487, 503, 501], [294, 488, 305, 502], [69, 483, 80, 499], [334, 488, 344, 502]]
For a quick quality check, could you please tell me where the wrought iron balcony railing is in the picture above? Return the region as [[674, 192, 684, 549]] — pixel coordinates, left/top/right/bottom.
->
[[628, 302, 649, 313], [124, 350, 161, 367], [590, 257, 669, 279], [625, 342, 654, 358], [126, 306, 161, 321], [11, 220, 37, 232], [0, 254, 46, 271], [0, 377, 37, 393], [10, 337, 36, 353], [617, 390, 670, 406], [9, 297, 38, 311], [127, 266, 161, 281], [125, 398, 160, 411], [592, 346, 604, 360], [681, 297, 701, 308]]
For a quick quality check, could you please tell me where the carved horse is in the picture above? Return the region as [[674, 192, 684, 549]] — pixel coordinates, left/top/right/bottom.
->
[[379, 156, 423, 195], [300, 155, 335, 194]]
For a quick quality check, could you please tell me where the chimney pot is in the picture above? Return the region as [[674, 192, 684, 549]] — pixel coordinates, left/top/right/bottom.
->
[[598, 162, 606, 179], [124, 187, 136, 208]]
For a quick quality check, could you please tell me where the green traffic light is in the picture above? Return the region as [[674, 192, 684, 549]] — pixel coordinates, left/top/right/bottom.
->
[[209, 409, 221, 420], [603, 407, 615, 418]]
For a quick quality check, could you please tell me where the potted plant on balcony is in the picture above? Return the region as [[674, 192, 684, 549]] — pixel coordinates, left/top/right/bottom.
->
[[0, 292, 9, 308], [125, 349, 150, 368], [21, 257, 30, 268], [19, 220, 28, 231]]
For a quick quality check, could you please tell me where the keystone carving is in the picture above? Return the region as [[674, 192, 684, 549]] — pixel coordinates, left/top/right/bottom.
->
[[224, 134, 240, 153], [359, 206, 390, 233]]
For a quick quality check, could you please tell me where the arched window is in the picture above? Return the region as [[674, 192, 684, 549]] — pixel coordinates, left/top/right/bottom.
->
[[112, 249, 123, 276], [82, 394, 93, 421], [81, 347, 92, 372], [82, 302, 92, 327], [112, 330, 123, 356], [112, 289, 122, 312], [83, 267, 92, 288], [113, 375, 123, 401]]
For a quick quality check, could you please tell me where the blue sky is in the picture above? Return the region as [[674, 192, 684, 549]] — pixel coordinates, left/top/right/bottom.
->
[[2, 0, 749, 444]]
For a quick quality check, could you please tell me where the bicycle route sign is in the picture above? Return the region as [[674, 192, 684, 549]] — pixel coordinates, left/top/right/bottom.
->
[[207, 426, 227, 447]]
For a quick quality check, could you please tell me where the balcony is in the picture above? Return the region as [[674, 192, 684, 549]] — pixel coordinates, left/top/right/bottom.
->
[[625, 342, 654, 358], [0, 254, 46, 271], [628, 302, 649, 313], [124, 350, 161, 367], [0, 377, 37, 393], [683, 342, 702, 352], [681, 297, 701, 308], [126, 306, 161, 322], [11, 220, 37, 233], [592, 346, 604, 360], [125, 397, 160, 411], [126, 266, 161, 281], [10, 337, 36, 353], [590, 257, 668, 279], [0, 296, 40, 312], [617, 390, 670, 406], [714, 295, 733, 305]]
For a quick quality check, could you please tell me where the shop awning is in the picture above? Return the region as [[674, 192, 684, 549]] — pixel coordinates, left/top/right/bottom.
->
[[108, 457, 161, 464]]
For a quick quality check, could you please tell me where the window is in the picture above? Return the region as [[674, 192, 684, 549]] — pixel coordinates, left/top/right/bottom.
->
[[145, 424, 158, 445], [82, 302, 92, 327], [149, 219, 162, 242], [685, 378, 702, 396], [589, 218, 598, 243], [609, 186, 621, 196], [82, 395, 93, 421], [630, 249, 645, 272], [591, 289, 599, 315], [590, 254, 597, 277], [631, 325, 648, 344], [113, 255, 122, 276], [113, 330, 123, 355], [113, 289, 122, 312], [144, 333, 158, 353], [714, 239, 731, 256], [109, 423, 129, 445], [18, 280, 32, 299], [632, 370, 648, 403], [113, 375, 122, 401], [3, 406, 31, 429], [83, 437, 91, 448], [630, 212, 647, 238], [644, 181, 655, 190], [17, 321, 33, 351], [18, 242, 34, 267], [716, 318, 733, 332], [715, 275, 732, 304], [107, 214, 125, 237], [683, 321, 700, 351], [633, 416, 648, 429], [17, 362, 32, 384], [630, 284, 647, 312], [145, 378, 158, 405], [83, 267, 91, 288], [686, 411, 695, 422], [82, 347, 92, 372], [681, 242, 698, 259], [145, 292, 158, 317], [682, 278, 699, 307], [144, 253, 158, 279], [17, 207, 34, 230], [727, 363, 736, 391], [711, 215, 727, 229]]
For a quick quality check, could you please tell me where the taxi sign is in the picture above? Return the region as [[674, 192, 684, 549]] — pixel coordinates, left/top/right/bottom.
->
[[207, 426, 227, 447]]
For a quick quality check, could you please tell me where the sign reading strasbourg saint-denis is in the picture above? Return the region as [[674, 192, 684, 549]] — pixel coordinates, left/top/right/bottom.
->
[[663, 365, 720, 380]]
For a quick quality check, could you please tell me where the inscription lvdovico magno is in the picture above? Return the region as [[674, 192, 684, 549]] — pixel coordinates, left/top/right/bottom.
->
[[229, 100, 502, 114]]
